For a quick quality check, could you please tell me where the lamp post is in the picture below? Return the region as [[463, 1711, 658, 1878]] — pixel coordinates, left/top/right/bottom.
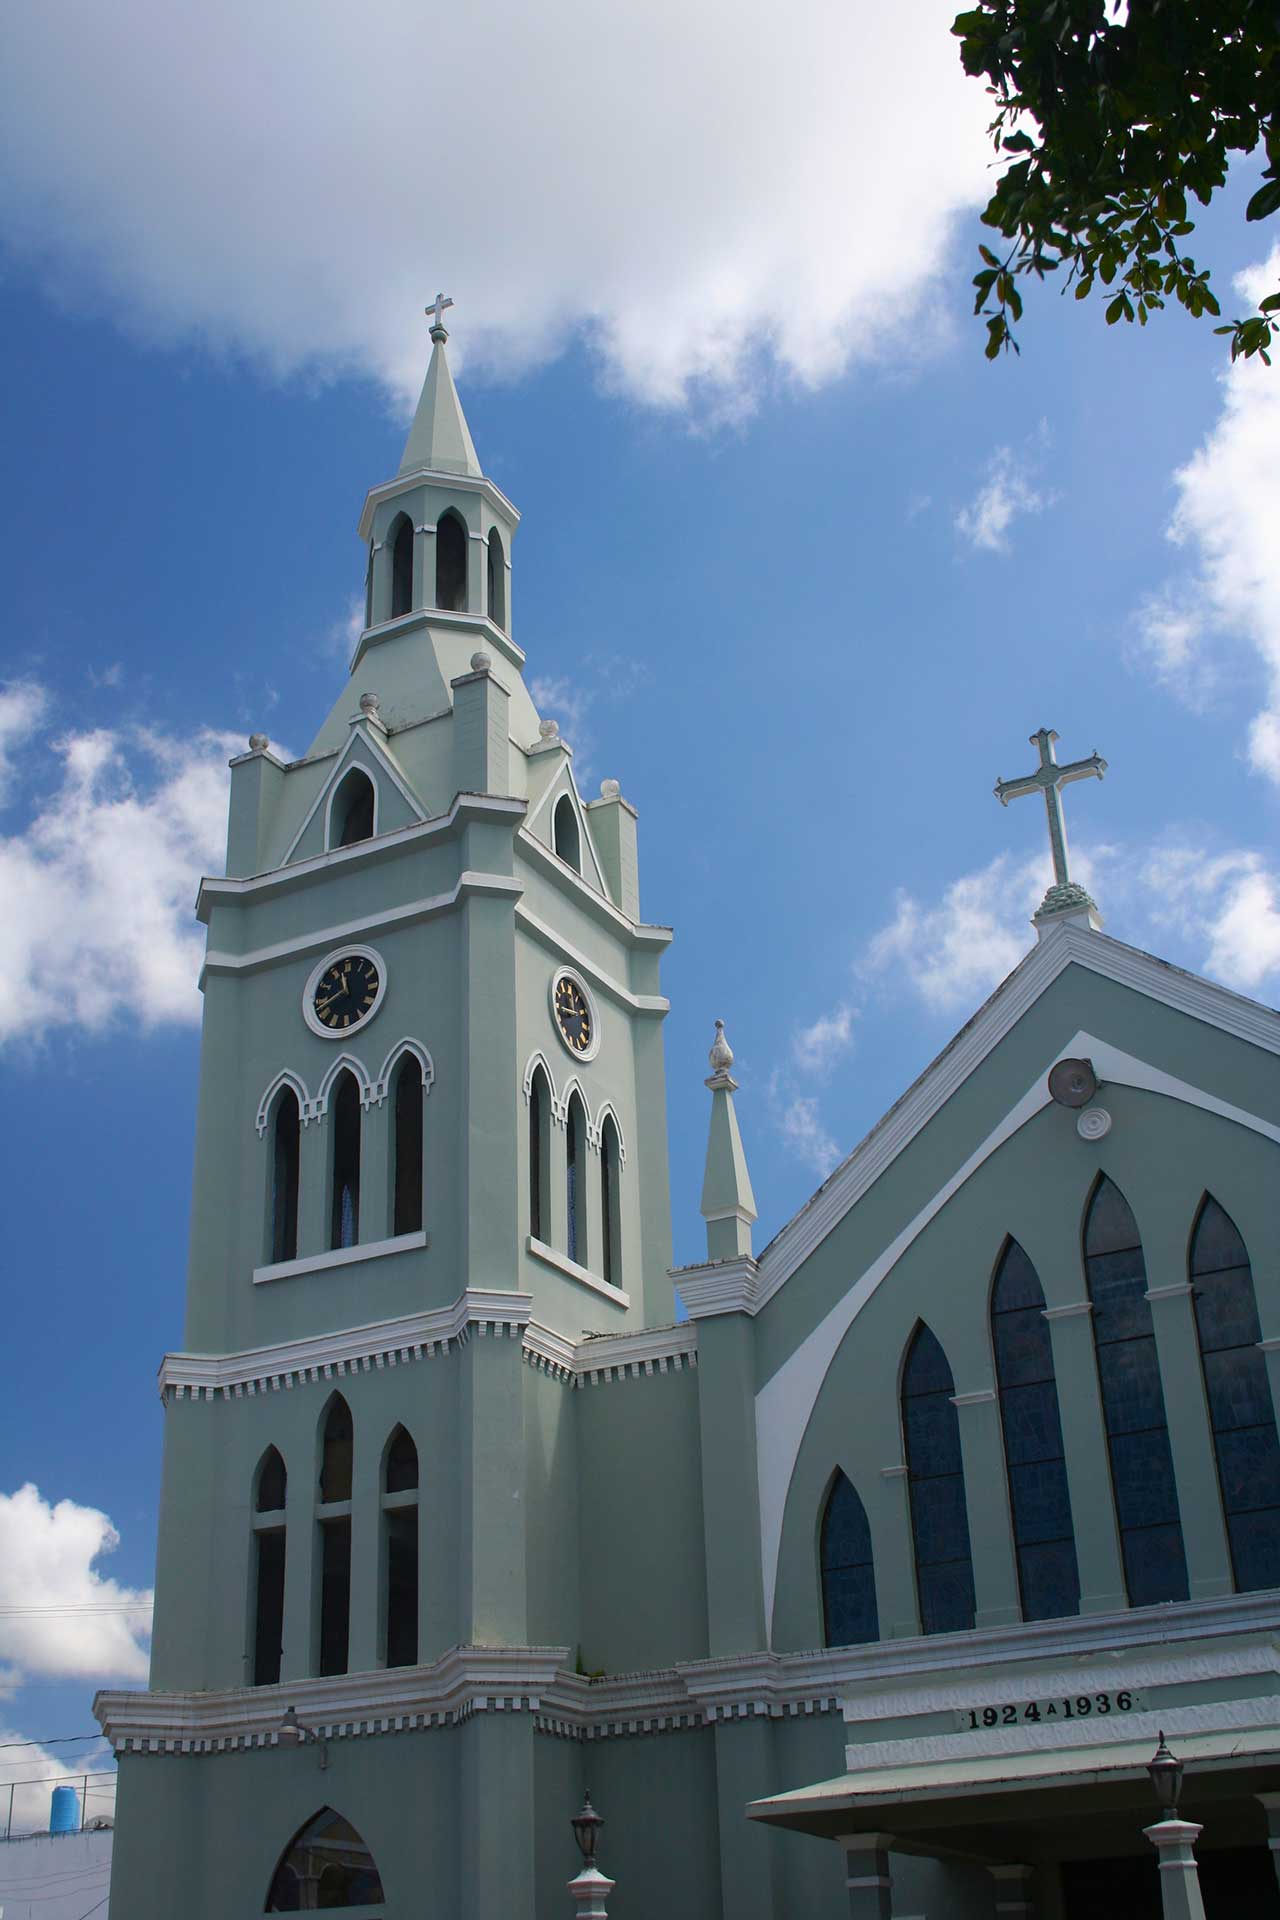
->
[[277, 1705, 328, 1771], [1142, 1733, 1206, 1920], [568, 1793, 614, 1918]]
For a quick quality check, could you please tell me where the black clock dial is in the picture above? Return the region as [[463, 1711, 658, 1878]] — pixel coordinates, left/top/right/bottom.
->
[[554, 975, 592, 1053], [312, 954, 380, 1031]]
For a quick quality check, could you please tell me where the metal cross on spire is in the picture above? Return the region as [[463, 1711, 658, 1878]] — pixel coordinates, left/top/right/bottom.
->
[[426, 291, 455, 339], [995, 727, 1107, 925]]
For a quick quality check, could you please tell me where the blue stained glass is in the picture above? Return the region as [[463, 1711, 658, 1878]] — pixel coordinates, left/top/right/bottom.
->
[[1190, 1196, 1248, 1274], [1096, 1339, 1173, 1435], [1086, 1250, 1152, 1343], [1227, 1509, 1280, 1592], [992, 1239, 1080, 1623], [1122, 1524, 1190, 1608], [1214, 1425, 1280, 1511], [1000, 1380, 1067, 1466], [820, 1473, 879, 1648], [992, 1239, 1044, 1312], [1007, 1458, 1074, 1545], [1015, 1538, 1080, 1622], [903, 1325, 954, 1396], [902, 1324, 975, 1637], [1108, 1429, 1183, 1532], [917, 1559, 976, 1636], [909, 1475, 975, 1565], [1193, 1267, 1261, 1350], [1202, 1348, 1275, 1433], [904, 1391, 963, 1476], [993, 1307, 1053, 1388]]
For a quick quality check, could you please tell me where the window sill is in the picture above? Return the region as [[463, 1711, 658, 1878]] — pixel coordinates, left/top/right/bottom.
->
[[253, 1230, 428, 1286], [526, 1235, 629, 1308]]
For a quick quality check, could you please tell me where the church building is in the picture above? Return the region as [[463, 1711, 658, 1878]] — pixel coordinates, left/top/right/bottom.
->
[[95, 308, 1280, 1917]]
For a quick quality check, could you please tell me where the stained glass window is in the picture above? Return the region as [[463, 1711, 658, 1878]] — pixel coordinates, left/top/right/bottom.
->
[[820, 1471, 879, 1647], [991, 1239, 1080, 1621], [529, 1069, 549, 1241], [271, 1089, 300, 1264], [1084, 1177, 1189, 1606], [266, 1808, 385, 1910], [1190, 1197, 1280, 1592], [392, 1057, 423, 1237], [566, 1095, 584, 1265], [902, 1324, 976, 1634], [329, 1073, 361, 1252]]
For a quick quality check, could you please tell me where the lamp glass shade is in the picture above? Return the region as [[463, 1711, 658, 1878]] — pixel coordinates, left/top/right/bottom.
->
[[1147, 1732, 1182, 1815], [571, 1793, 604, 1866]]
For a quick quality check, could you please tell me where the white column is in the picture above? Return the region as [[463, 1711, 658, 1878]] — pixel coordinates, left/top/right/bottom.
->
[[1143, 1820, 1207, 1920], [568, 1866, 614, 1917], [840, 1834, 894, 1919], [990, 1862, 1036, 1916]]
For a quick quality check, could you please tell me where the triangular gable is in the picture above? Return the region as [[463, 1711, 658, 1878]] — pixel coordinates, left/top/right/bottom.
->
[[280, 722, 429, 867], [524, 758, 610, 899]]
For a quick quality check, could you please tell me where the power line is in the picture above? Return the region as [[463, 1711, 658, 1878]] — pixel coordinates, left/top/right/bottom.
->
[[0, 1736, 104, 1752], [0, 1604, 151, 1617]]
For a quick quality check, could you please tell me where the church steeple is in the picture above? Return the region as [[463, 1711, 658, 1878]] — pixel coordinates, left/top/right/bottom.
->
[[700, 1020, 758, 1260], [398, 296, 482, 479]]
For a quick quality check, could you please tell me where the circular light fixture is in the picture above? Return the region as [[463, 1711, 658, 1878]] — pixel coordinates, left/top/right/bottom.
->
[[1048, 1057, 1098, 1109]]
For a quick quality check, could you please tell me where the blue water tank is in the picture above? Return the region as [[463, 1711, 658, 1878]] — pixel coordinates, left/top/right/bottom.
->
[[49, 1786, 79, 1835]]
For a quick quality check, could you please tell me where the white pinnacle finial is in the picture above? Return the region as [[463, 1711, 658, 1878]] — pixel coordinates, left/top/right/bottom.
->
[[708, 1018, 734, 1075], [539, 718, 559, 740], [426, 291, 455, 341]]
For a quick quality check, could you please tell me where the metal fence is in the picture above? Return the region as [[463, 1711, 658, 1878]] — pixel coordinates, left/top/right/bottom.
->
[[1, 1770, 117, 1842]]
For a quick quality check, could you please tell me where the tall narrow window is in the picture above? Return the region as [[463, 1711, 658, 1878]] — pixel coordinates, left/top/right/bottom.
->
[[566, 1093, 586, 1265], [1085, 1176, 1189, 1607], [331, 768, 375, 849], [392, 1055, 424, 1236], [1190, 1196, 1280, 1592], [364, 543, 374, 629], [329, 1072, 361, 1251], [435, 510, 467, 611], [487, 527, 506, 628], [553, 794, 581, 873], [383, 1427, 419, 1669], [270, 1088, 300, 1265], [252, 1448, 287, 1687], [266, 1810, 385, 1912], [317, 1397, 353, 1678], [820, 1471, 879, 1648], [390, 515, 414, 618], [529, 1067, 551, 1241], [991, 1239, 1080, 1621], [902, 1323, 976, 1635], [600, 1114, 621, 1291]]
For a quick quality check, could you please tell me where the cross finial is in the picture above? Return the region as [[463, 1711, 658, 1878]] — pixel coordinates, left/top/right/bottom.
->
[[994, 727, 1107, 928], [426, 291, 455, 342]]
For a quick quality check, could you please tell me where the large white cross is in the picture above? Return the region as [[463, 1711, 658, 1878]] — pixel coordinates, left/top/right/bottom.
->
[[994, 727, 1106, 893], [426, 292, 454, 332]]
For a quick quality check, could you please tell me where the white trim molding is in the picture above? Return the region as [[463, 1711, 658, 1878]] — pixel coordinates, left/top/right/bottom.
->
[[527, 1234, 629, 1309], [253, 1229, 427, 1286], [374, 1037, 435, 1103], [673, 1255, 760, 1318], [204, 873, 523, 979], [255, 1069, 313, 1137], [521, 1320, 698, 1388], [312, 1047, 375, 1111]]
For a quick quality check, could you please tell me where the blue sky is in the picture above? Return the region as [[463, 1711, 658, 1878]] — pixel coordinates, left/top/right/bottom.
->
[[2, 0, 1279, 1829]]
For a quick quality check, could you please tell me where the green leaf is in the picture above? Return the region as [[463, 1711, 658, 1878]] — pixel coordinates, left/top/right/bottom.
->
[[1075, 273, 1094, 300], [1246, 179, 1280, 223], [1259, 293, 1280, 314], [1106, 294, 1126, 324], [978, 244, 1002, 268]]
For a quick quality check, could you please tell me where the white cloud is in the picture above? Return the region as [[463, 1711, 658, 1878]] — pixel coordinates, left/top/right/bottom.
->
[[955, 443, 1049, 553], [0, 691, 240, 1045], [0, 681, 50, 804], [1135, 247, 1280, 758], [792, 1003, 856, 1076], [0, 1, 989, 419], [0, 1484, 152, 1689], [864, 851, 1045, 1012], [778, 1094, 842, 1179]]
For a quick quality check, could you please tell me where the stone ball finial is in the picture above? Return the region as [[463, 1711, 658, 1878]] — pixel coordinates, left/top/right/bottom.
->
[[539, 718, 560, 740], [358, 691, 380, 717], [599, 778, 621, 800], [709, 1018, 734, 1075], [248, 733, 269, 752], [470, 650, 492, 673]]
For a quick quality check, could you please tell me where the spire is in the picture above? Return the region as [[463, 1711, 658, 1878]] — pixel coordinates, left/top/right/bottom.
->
[[700, 1020, 758, 1261], [398, 295, 482, 479]]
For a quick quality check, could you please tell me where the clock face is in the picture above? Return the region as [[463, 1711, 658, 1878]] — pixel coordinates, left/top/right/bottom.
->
[[553, 974, 594, 1055], [310, 953, 381, 1033]]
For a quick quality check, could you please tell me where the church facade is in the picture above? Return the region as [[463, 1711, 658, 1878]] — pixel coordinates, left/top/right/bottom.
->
[[95, 317, 1280, 1918]]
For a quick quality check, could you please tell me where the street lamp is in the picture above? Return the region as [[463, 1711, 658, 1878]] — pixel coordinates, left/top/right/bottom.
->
[[277, 1705, 328, 1771], [568, 1793, 612, 1918], [571, 1793, 604, 1868], [1147, 1731, 1183, 1820]]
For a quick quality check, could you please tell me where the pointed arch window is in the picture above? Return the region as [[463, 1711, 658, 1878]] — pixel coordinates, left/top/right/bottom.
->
[[1190, 1197, 1280, 1593], [902, 1324, 976, 1635], [364, 542, 374, 630], [251, 1448, 287, 1687], [329, 1072, 362, 1251], [392, 1055, 424, 1237], [991, 1239, 1080, 1621], [317, 1396, 353, 1678], [390, 514, 414, 619], [566, 1092, 586, 1265], [820, 1471, 879, 1648], [331, 768, 375, 850], [382, 1427, 419, 1669], [270, 1087, 301, 1265], [435, 510, 467, 612], [487, 527, 506, 629], [266, 1808, 385, 1911], [600, 1114, 622, 1291], [1085, 1176, 1189, 1607], [529, 1067, 551, 1241], [554, 794, 581, 873]]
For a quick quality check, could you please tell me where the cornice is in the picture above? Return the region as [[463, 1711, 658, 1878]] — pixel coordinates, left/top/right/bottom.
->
[[357, 467, 521, 541], [350, 606, 525, 674], [521, 1320, 698, 1388], [672, 1256, 760, 1319]]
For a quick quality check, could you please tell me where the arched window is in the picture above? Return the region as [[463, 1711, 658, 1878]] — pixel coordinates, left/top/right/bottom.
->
[[392, 1055, 424, 1236], [902, 1323, 976, 1635], [435, 510, 468, 612], [331, 768, 375, 849], [1190, 1197, 1280, 1593], [390, 514, 414, 619], [270, 1087, 300, 1265], [382, 1427, 419, 1669], [600, 1114, 621, 1291], [251, 1449, 287, 1688], [266, 1808, 385, 1911], [1084, 1176, 1189, 1607], [317, 1396, 353, 1678], [364, 543, 373, 630], [528, 1066, 551, 1242], [566, 1093, 586, 1266], [820, 1471, 879, 1648], [487, 527, 506, 628], [991, 1239, 1080, 1621], [553, 794, 581, 873], [329, 1072, 362, 1251]]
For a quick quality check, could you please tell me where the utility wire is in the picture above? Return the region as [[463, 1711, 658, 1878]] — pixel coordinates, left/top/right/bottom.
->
[[0, 1735, 104, 1751]]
